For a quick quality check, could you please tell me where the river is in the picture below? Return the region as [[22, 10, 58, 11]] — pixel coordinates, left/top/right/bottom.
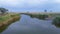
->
[[1, 14, 60, 34]]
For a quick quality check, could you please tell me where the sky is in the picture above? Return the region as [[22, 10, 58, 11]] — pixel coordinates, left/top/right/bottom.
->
[[0, 0, 60, 12]]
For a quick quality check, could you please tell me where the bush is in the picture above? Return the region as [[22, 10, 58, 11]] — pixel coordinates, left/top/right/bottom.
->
[[52, 17, 60, 27]]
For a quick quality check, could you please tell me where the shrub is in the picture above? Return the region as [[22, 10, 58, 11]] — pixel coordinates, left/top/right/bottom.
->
[[52, 17, 60, 27]]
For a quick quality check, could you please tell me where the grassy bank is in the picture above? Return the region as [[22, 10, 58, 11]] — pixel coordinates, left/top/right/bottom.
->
[[28, 14, 49, 20], [0, 13, 20, 32]]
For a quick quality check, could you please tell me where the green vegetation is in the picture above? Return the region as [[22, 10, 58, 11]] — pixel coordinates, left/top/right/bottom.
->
[[0, 14, 10, 22], [52, 17, 60, 27], [0, 7, 20, 33], [29, 14, 48, 20], [0, 13, 20, 22], [0, 13, 20, 33], [0, 8, 8, 15]]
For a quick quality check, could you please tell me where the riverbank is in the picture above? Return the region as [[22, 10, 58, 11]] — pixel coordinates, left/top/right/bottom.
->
[[0, 13, 20, 32]]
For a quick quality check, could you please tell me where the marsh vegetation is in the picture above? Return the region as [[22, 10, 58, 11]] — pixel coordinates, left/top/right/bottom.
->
[[29, 14, 48, 20], [52, 16, 60, 27]]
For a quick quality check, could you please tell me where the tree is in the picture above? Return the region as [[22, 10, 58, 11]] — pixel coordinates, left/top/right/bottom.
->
[[44, 9, 47, 12], [0, 8, 8, 14]]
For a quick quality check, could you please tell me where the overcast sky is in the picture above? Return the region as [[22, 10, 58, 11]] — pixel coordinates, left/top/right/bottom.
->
[[0, 0, 60, 12]]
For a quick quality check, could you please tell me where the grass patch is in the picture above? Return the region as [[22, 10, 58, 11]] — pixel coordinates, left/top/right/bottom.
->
[[0, 13, 20, 22]]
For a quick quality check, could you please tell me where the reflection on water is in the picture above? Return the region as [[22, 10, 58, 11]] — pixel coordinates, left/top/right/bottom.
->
[[1, 14, 60, 34]]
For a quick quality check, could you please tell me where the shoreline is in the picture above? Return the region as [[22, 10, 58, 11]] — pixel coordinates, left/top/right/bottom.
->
[[0, 13, 20, 32]]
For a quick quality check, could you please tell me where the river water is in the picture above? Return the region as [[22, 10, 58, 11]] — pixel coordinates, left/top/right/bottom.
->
[[1, 14, 60, 34]]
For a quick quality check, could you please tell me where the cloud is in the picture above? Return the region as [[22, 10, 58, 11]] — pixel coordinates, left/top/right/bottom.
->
[[0, 0, 18, 6], [54, 0, 60, 3], [0, 0, 48, 7], [0, 0, 60, 12], [26, 0, 48, 5]]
